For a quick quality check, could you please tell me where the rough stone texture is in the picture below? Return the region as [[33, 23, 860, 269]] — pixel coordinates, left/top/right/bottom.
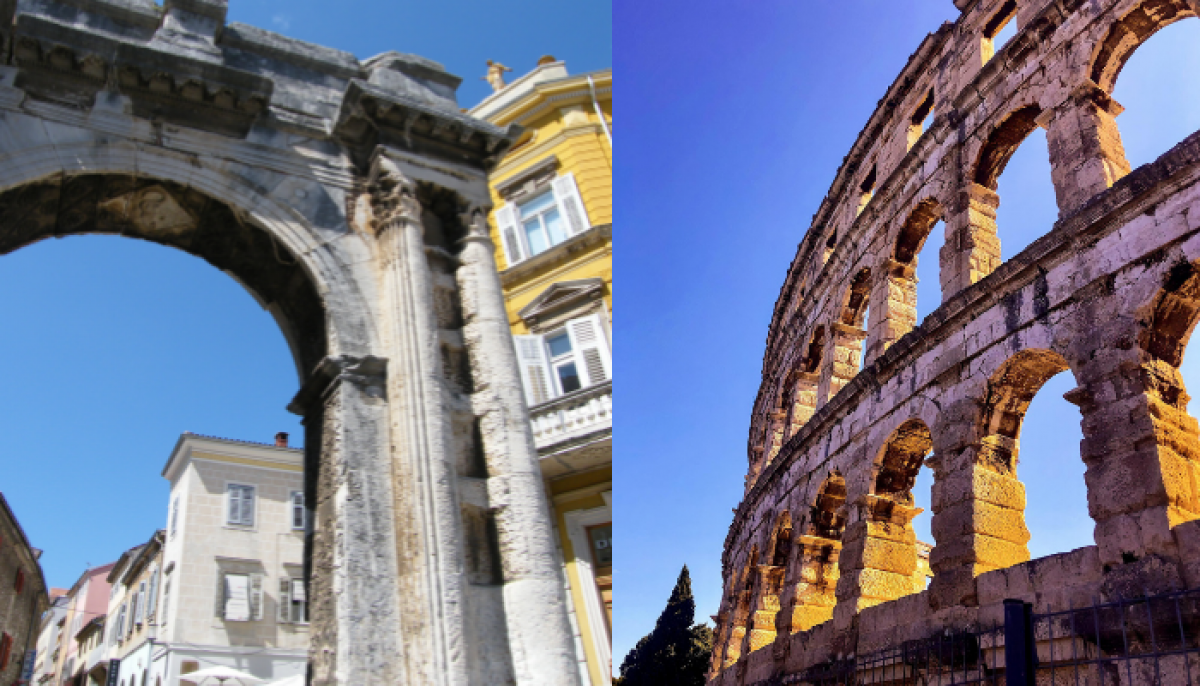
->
[[0, 2, 580, 684], [715, 0, 1200, 683]]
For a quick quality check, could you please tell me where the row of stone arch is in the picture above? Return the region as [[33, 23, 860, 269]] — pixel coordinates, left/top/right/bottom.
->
[[750, 0, 1200, 490]]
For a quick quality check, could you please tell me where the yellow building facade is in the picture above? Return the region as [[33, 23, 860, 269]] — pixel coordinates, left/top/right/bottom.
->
[[470, 59, 612, 686]]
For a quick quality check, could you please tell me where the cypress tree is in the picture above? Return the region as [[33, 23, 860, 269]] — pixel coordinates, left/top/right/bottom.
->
[[617, 565, 714, 686]]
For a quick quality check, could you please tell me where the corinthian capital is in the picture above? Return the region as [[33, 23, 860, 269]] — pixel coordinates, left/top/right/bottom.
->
[[458, 203, 492, 239], [367, 149, 422, 234]]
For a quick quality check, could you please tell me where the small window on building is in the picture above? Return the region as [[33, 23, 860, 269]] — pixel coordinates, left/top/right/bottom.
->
[[495, 172, 591, 267], [512, 315, 612, 406], [857, 165, 877, 216], [982, 0, 1018, 64], [907, 89, 935, 150], [219, 571, 263, 622], [279, 577, 308, 623], [226, 484, 256, 526], [14, 568, 23, 593], [0, 632, 12, 671], [161, 579, 171, 627], [170, 498, 179, 539], [291, 491, 306, 530]]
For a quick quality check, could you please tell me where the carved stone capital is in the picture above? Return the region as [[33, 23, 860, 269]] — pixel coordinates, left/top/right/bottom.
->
[[367, 149, 421, 234], [288, 355, 388, 416], [458, 203, 493, 242]]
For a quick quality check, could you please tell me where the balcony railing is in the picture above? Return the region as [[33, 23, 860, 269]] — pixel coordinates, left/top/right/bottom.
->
[[529, 381, 612, 450]]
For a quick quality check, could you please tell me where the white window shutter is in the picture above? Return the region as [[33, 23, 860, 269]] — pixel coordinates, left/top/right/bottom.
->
[[495, 204, 525, 267], [250, 574, 264, 621], [147, 568, 159, 622], [278, 578, 291, 622], [228, 487, 240, 524], [514, 335, 553, 405], [241, 487, 255, 526], [136, 582, 146, 624], [551, 172, 590, 236], [216, 571, 226, 618], [566, 315, 612, 386]]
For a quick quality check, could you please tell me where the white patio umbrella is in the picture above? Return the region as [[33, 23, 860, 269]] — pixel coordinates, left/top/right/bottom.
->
[[181, 665, 267, 685], [262, 676, 304, 686]]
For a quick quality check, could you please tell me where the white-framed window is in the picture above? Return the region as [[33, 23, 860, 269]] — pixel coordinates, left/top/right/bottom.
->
[[496, 172, 590, 267], [135, 581, 146, 627], [226, 484, 256, 527], [217, 571, 263, 622], [160, 578, 170, 627], [169, 498, 179, 539], [513, 314, 612, 405], [278, 577, 308, 624], [290, 491, 306, 530], [146, 566, 159, 623], [114, 604, 126, 642]]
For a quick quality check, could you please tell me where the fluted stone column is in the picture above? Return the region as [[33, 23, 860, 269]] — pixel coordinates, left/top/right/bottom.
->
[[1043, 80, 1130, 217], [456, 206, 584, 685], [291, 356, 406, 686]]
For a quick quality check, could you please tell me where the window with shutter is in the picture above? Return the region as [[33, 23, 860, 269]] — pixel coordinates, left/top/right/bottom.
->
[[128, 591, 138, 635], [0, 633, 10, 671], [291, 491, 306, 530], [14, 568, 23, 593], [170, 498, 179, 539], [566, 315, 612, 386], [136, 582, 147, 625], [514, 335, 552, 405], [223, 573, 250, 621], [250, 574, 264, 621], [550, 172, 590, 237], [291, 578, 307, 623], [278, 578, 292, 622], [161, 579, 170, 627], [147, 569, 159, 622], [227, 485, 256, 526], [495, 204, 525, 267]]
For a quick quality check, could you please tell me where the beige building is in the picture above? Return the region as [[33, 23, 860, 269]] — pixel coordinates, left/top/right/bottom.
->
[[104, 531, 164, 686], [150, 432, 308, 685], [0, 493, 50, 685]]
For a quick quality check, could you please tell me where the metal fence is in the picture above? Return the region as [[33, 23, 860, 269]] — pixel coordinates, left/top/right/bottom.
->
[[786, 587, 1200, 685]]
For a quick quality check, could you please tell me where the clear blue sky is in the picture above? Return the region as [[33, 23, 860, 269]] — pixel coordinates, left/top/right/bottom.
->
[[3, 0, 609, 591], [616, 0, 1200, 666]]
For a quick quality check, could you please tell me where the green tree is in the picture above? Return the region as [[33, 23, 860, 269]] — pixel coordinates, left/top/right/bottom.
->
[[617, 565, 714, 686]]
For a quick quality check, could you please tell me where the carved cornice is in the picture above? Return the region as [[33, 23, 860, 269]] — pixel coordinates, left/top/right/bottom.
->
[[335, 79, 521, 170]]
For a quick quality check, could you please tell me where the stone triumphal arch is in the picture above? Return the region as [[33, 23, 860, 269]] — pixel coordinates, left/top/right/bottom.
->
[[0, 1, 580, 684], [713, 0, 1200, 683]]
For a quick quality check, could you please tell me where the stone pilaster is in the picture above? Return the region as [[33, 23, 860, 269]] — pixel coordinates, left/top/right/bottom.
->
[[1043, 80, 1131, 216], [865, 257, 918, 363], [290, 355, 405, 686], [456, 206, 585, 685], [941, 183, 1001, 300], [833, 495, 924, 629], [925, 447, 1030, 609], [778, 535, 840, 634], [823, 323, 867, 400]]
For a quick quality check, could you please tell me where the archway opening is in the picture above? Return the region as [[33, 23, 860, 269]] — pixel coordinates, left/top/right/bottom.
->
[[977, 349, 1089, 565], [883, 200, 944, 354], [786, 472, 845, 633], [0, 174, 331, 683], [975, 107, 1060, 267], [1107, 11, 1200, 169], [860, 419, 934, 605]]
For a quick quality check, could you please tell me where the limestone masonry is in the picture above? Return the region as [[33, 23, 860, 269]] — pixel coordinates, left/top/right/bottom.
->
[[0, 0, 581, 684], [712, 0, 1200, 684]]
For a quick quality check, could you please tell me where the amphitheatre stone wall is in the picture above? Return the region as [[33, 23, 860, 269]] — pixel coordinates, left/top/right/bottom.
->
[[712, 0, 1200, 683]]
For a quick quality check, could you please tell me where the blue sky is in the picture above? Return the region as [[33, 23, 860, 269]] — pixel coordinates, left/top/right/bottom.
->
[[616, 0, 1200, 666], [3, 0, 610, 591]]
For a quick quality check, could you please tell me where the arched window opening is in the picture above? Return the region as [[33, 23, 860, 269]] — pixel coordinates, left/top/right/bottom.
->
[[828, 272, 871, 392], [787, 328, 825, 436], [907, 89, 935, 150], [841, 269, 872, 328], [981, 0, 1018, 65], [785, 473, 845, 633], [915, 220, 946, 323], [1108, 11, 1200, 170], [875, 199, 944, 360], [974, 349, 1087, 568], [743, 513, 794, 653], [856, 165, 877, 217], [959, 106, 1056, 293], [851, 419, 935, 608], [823, 230, 837, 264]]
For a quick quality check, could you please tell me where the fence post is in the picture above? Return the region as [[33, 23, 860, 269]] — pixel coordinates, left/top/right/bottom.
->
[[1003, 598, 1035, 686]]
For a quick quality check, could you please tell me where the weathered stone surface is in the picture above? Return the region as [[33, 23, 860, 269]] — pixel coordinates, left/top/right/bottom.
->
[[712, 1, 1200, 683], [0, 3, 577, 685]]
